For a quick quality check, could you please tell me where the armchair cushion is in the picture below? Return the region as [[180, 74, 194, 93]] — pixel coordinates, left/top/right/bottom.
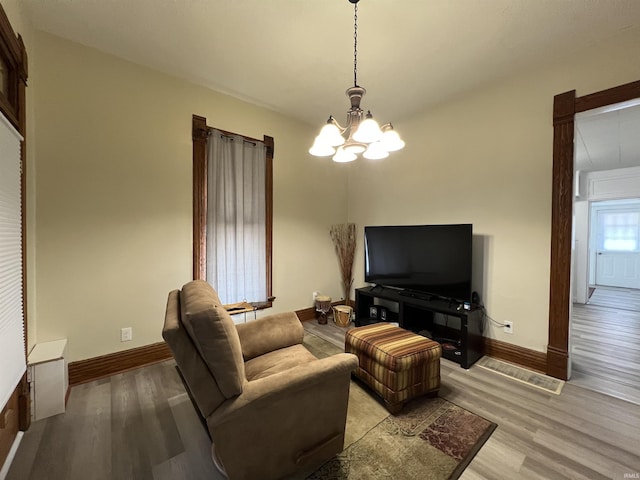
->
[[208, 353, 359, 480], [162, 289, 225, 417], [236, 312, 304, 361], [180, 280, 245, 398], [244, 344, 317, 381]]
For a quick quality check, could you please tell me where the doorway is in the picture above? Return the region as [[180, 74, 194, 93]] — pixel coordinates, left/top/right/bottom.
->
[[547, 80, 640, 382], [568, 103, 640, 402]]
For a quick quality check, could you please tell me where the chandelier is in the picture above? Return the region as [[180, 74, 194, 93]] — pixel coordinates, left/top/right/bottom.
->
[[309, 0, 405, 162]]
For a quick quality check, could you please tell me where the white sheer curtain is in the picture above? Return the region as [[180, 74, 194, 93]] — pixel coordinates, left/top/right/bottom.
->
[[0, 112, 25, 410], [206, 129, 267, 304]]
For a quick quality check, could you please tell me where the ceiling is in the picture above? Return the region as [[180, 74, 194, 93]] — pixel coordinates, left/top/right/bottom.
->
[[576, 101, 640, 173], [22, 0, 640, 129]]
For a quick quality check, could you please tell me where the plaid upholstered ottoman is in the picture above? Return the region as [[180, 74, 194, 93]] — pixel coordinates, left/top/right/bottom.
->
[[345, 323, 442, 414]]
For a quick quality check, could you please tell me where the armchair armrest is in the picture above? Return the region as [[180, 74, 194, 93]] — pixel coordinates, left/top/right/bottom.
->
[[207, 353, 358, 479], [235, 311, 304, 360], [210, 353, 358, 421]]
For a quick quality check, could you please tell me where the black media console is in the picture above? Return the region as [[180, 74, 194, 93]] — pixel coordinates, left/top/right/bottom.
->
[[355, 286, 484, 369]]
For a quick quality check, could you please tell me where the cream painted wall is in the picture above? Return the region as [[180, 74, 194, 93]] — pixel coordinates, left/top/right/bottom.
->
[[26, 18, 640, 362], [348, 26, 640, 353], [1, 0, 38, 353], [33, 31, 348, 362], [1, 0, 27, 39]]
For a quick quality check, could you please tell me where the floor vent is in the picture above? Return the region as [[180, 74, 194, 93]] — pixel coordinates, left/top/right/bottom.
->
[[476, 356, 564, 395]]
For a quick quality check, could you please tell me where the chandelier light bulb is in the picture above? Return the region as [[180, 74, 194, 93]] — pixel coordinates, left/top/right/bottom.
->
[[352, 113, 383, 144], [309, 137, 336, 157], [333, 146, 358, 163], [318, 122, 345, 147], [363, 142, 390, 160], [380, 128, 405, 152]]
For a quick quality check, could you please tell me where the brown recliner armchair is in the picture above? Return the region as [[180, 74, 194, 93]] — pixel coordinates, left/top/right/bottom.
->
[[162, 280, 358, 480]]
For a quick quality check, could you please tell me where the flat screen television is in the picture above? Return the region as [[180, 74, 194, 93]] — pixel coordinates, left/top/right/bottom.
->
[[364, 224, 472, 302]]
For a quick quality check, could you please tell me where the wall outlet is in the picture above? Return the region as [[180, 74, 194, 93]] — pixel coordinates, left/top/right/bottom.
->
[[121, 327, 133, 342], [503, 321, 513, 334], [313, 291, 319, 302]]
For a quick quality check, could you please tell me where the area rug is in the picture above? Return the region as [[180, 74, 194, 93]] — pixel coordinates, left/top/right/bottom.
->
[[307, 395, 495, 480], [303, 331, 497, 480]]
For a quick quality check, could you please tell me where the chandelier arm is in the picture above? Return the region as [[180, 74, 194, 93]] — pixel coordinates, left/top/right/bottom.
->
[[329, 115, 349, 134]]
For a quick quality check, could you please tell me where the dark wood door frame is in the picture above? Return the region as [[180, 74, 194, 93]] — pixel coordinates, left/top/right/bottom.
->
[[547, 79, 640, 380]]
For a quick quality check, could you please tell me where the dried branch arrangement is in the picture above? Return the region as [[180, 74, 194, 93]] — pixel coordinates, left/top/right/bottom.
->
[[330, 223, 357, 303]]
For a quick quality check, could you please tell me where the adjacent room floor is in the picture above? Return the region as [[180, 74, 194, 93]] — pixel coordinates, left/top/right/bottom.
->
[[571, 286, 640, 405]]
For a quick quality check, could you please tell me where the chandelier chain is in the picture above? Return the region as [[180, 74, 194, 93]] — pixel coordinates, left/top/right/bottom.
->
[[308, 0, 404, 161], [353, 2, 358, 87]]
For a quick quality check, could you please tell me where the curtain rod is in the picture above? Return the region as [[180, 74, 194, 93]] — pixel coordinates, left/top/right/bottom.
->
[[208, 127, 261, 146]]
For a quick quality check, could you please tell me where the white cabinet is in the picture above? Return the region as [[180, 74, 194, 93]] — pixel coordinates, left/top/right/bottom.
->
[[28, 339, 68, 421]]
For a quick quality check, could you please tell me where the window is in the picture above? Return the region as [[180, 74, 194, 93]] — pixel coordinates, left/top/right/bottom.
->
[[0, 0, 28, 432], [0, 18, 25, 132], [600, 210, 640, 252], [0, 111, 24, 411], [192, 115, 273, 306]]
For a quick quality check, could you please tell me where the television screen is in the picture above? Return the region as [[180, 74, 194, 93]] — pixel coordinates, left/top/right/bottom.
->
[[364, 224, 472, 302]]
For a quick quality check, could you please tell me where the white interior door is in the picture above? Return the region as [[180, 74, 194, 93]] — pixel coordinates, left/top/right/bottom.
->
[[594, 207, 640, 288]]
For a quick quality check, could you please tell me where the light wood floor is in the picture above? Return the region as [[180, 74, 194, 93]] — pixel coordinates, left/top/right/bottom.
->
[[6, 325, 640, 480], [587, 286, 640, 311], [571, 286, 640, 405]]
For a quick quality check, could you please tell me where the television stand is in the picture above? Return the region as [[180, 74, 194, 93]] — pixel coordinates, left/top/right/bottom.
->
[[355, 286, 483, 369]]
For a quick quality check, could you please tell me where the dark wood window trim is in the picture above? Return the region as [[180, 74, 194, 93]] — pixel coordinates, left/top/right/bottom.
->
[[192, 115, 274, 308], [0, 5, 26, 131], [548, 79, 640, 380], [0, 0, 29, 445]]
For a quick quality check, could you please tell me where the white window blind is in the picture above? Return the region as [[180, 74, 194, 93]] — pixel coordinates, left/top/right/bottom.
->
[[0, 111, 25, 410]]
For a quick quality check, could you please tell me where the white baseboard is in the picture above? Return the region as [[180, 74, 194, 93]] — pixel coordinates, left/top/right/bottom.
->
[[0, 431, 23, 480]]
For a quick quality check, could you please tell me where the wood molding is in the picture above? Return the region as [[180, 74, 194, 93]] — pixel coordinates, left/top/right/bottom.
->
[[192, 115, 208, 281], [548, 79, 640, 382], [0, 385, 19, 472], [68, 342, 172, 386], [0, 4, 26, 131], [264, 135, 274, 301], [296, 305, 320, 322], [575, 79, 640, 113], [296, 299, 353, 323], [483, 337, 547, 374], [546, 345, 569, 380], [547, 89, 575, 381]]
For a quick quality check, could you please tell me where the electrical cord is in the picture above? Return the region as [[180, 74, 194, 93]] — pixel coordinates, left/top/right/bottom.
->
[[481, 306, 509, 328]]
